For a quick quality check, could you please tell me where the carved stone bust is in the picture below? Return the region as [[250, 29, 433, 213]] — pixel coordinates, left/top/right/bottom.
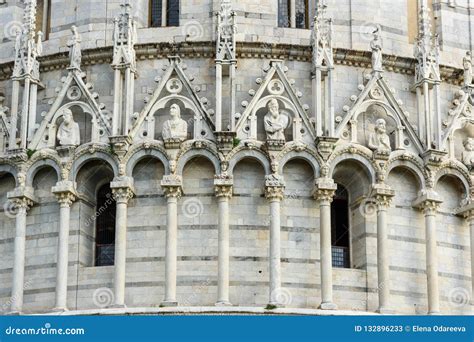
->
[[264, 99, 289, 141], [462, 137, 474, 169], [57, 108, 80, 146], [162, 104, 188, 141], [368, 118, 391, 153]]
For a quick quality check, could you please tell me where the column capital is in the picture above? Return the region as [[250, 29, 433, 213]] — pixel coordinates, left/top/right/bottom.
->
[[264, 174, 285, 201], [214, 174, 233, 198], [52, 181, 77, 207], [371, 183, 395, 209], [312, 177, 337, 203], [161, 175, 183, 199], [412, 189, 442, 215], [111, 176, 135, 204], [456, 202, 474, 220], [7, 187, 36, 211]]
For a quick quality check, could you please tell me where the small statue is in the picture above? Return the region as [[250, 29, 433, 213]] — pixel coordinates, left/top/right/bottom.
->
[[368, 118, 391, 153], [162, 104, 188, 140], [462, 137, 474, 169], [57, 108, 80, 146], [67, 26, 82, 70], [370, 25, 383, 72], [463, 51, 473, 88], [264, 99, 289, 141]]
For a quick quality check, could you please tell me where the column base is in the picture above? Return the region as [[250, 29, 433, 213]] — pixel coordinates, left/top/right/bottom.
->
[[319, 302, 338, 310], [266, 302, 284, 309], [377, 307, 395, 314], [52, 307, 69, 313], [428, 310, 441, 315], [5, 311, 21, 316], [160, 301, 178, 307], [215, 301, 232, 307], [108, 304, 127, 309]]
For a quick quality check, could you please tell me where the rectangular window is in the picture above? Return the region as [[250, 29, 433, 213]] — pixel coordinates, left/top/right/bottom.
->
[[150, 0, 163, 27], [278, 0, 290, 28], [167, 0, 180, 27], [35, 0, 51, 40], [295, 0, 308, 29]]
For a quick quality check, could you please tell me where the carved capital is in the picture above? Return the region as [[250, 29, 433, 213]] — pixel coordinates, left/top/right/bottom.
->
[[265, 185, 285, 201], [312, 177, 337, 203], [214, 174, 233, 199], [161, 174, 183, 199], [371, 183, 395, 209], [55, 191, 76, 207], [8, 196, 35, 212], [7, 186, 36, 212], [112, 187, 134, 204], [412, 189, 442, 215], [163, 185, 182, 199]]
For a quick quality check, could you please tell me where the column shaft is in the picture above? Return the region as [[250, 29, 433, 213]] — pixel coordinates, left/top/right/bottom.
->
[[215, 63, 222, 131], [377, 206, 390, 312], [163, 196, 178, 305], [54, 203, 71, 310], [113, 200, 128, 307], [216, 196, 230, 305], [470, 217, 474, 296], [9, 80, 20, 148], [319, 199, 335, 309], [425, 210, 440, 314], [11, 206, 27, 313], [269, 198, 282, 305]]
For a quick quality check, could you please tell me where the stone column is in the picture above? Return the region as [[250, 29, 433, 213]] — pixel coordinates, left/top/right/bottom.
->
[[313, 177, 337, 310], [110, 177, 135, 308], [265, 175, 285, 306], [413, 190, 442, 314], [458, 203, 474, 298], [161, 175, 182, 307], [7, 187, 35, 314], [51, 181, 76, 312], [371, 184, 394, 314], [215, 61, 222, 131], [214, 175, 233, 306]]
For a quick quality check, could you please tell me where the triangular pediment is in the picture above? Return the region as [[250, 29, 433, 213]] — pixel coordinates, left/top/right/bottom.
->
[[30, 69, 111, 149], [234, 60, 315, 144], [335, 71, 424, 154], [442, 88, 474, 148], [129, 56, 215, 142]]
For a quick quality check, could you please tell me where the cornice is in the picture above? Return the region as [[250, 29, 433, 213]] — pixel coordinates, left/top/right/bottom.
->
[[0, 42, 464, 85]]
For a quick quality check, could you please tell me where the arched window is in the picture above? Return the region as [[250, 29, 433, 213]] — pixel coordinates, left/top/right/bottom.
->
[[149, 0, 180, 27], [36, 0, 51, 40], [278, 0, 309, 29], [95, 183, 116, 266], [331, 184, 350, 268]]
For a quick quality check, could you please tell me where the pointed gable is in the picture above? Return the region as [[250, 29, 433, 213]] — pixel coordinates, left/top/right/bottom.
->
[[235, 60, 315, 144], [335, 71, 424, 154], [30, 69, 111, 149], [129, 56, 215, 142]]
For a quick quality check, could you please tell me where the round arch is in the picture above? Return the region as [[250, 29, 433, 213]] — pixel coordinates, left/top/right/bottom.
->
[[434, 167, 470, 198], [26, 158, 61, 187], [328, 153, 376, 185], [71, 152, 119, 182], [228, 149, 271, 175], [0, 163, 19, 186], [278, 150, 320, 177], [126, 148, 170, 176], [386, 159, 426, 190], [176, 148, 221, 175]]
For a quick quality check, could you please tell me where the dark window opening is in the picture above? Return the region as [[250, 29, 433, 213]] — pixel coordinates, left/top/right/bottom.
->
[[331, 184, 350, 268], [150, 0, 162, 27], [167, 0, 180, 27], [95, 183, 116, 266], [278, 0, 290, 28], [295, 0, 308, 29]]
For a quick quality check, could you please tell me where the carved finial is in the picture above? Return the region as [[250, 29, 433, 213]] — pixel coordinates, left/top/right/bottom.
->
[[112, 0, 137, 70], [311, 0, 333, 70], [67, 26, 82, 70], [12, 0, 42, 80], [413, 5, 440, 83], [370, 25, 383, 72], [216, 0, 236, 61]]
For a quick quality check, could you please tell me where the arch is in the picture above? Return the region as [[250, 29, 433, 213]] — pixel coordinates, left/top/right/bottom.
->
[[0, 163, 18, 186], [278, 150, 320, 177], [176, 148, 221, 175], [71, 151, 119, 182], [228, 149, 271, 175], [26, 158, 61, 187], [328, 153, 376, 185], [386, 159, 426, 190], [353, 99, 402, 127], [434, 167, 470, 198], [126, 148, 170, 176]]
